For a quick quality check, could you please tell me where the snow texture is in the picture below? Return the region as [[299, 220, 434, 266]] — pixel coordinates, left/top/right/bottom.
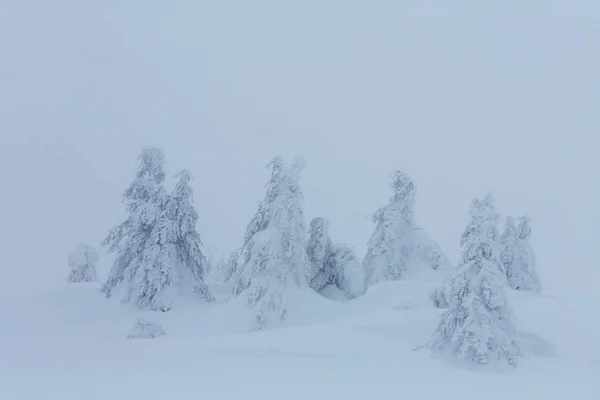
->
[[127, 319, 166, 339], [2, 279, 597, 400], [101, 148, 213, 312], [66, 243, 99, 283], [363, 171, 450, 288], [230, 156, 311, 330], [431, 193, 520, 368]]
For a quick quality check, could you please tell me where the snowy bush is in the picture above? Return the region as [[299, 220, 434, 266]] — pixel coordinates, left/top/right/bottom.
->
[[67, 243, 99, 283], [363, 171, 450, 288], [127, 319, 166, 339], [101, 148, 213, 311], [431, 193, 520, 368]]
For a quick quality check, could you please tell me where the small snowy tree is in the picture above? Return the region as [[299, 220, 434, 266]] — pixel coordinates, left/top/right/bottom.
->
[[101, 148, 213, 311], [328, 243, 365, 299], [231, 156, 311, 330], [430, 275, 452, 308], [306, 217, 334, 291], [506, 216, 541, 292], [223, 248, 241, 283], [306, 218, 364, 299], [67, 243, 99, 283], [431, 193, 520, 368], [127, 319, 166, 339], [363, 171, 449, 288], [499, 216, 518, 280]]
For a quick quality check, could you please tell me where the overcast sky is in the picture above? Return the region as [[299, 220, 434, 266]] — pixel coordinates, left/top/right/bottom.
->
[[1, 1, 598, 297]]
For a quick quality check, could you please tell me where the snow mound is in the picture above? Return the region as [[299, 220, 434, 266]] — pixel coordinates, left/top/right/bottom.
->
[[356, 280, 439, 311], [127, 319, 166, 339]]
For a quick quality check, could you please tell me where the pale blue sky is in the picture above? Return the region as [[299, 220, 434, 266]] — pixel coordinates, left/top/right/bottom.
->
[[1, 2, 598, 296]]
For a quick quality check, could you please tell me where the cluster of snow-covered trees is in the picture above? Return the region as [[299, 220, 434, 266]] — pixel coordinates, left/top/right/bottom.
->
[[430, 194, 521, 368], [68, 147, 541, 367], [97, 147, 213, 311]]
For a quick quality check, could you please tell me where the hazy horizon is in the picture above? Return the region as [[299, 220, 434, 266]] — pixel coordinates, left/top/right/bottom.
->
[[1, 2, 598, 298]]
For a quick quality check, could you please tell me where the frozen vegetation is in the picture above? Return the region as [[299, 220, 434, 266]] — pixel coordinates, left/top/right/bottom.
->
[[3, 148, 597, 400], [66, 243, 99, 283], [430, 194, 520, 368], [101, 148, 213, 312], [363, 171, 450, 288]]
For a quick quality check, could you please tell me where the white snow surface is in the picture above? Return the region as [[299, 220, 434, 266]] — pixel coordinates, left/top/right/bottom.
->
[[1, 278, 598, 399]]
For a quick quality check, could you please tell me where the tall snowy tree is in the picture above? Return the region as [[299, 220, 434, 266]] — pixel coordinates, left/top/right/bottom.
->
[[224, 158, 287, 283], [101, 148, 213, 311], [431, 193, 520, 368], [506, 216, 541, 292], [363, 171, 449, 288], [306, 217, 364, 299], [164, 169, 214, 301], [67, 243, 99, 283], [230, 156, 311, 330]]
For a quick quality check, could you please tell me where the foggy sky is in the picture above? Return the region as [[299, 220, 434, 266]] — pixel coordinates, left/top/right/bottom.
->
[[1, 1, 598, 297]]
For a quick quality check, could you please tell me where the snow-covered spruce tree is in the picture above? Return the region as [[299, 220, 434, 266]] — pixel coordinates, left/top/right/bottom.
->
[[164, 169, 214, 301], [327, 243, 365, 299], [363, 171, 449, 288], [506, 216, 541, 292], [306, 217, 364, 299], [499, 216, 518, 280], [231, 156, 311, 330], [306, 217, 334, 291], [67, 243, 99, 283], [430, 275, 452, 308], [101, 149, 213, 311], [212, 255, 227, 278], [223, 248, 241, 283], [224, 158, 288, 283], [431, 193, 520, 368]]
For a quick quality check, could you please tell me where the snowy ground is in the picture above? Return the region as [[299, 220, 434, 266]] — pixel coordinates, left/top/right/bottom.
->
[[1, 279, 598, 400]]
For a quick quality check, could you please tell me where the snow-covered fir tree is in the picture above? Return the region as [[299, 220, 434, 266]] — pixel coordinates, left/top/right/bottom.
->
[[306, 217, 364, 299], [431, 193, 520, 368], [230, 156, 311, 330], [430, 275, 452, 309], [499, 216, 518, 280], [306, 217, 334, 291], [223, 248, 241, 283], [363, 171, 449, 288], [67, 243, 99, 283], [224, 158, 288, 283], [212, 255, 227, 278], [327, 243, 365, 299], [101, 148, 213, 311], [164, 169, 213, 300], [506, 216, 541, 292]]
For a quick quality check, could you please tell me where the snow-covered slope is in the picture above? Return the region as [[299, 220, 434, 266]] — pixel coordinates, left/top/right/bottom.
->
[[0, 280, 598, 399]]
